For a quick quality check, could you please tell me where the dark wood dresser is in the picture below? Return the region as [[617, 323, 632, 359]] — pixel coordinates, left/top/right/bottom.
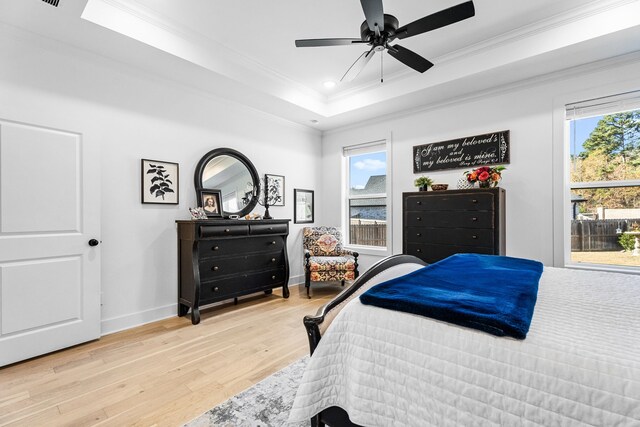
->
[[176, 219, 290, 324], [403, 188, 505, 264]]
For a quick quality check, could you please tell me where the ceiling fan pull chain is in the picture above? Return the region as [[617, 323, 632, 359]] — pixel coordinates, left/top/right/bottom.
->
[[380, 52, 384, 83]]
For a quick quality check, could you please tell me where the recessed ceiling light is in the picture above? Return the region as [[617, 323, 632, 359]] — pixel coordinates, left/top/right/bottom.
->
[[323, 81, 337, 89]]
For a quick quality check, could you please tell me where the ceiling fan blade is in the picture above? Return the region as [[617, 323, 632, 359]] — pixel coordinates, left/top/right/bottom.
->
[[341, 48, 376, 82], [396, 1, 475, 40], [387, 44, 434, 73], [295, 38, 367, 47], [360, 0, 385, 33]]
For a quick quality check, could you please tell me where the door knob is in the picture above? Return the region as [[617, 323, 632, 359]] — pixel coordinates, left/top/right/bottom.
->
[[88, 239, 100, 247]]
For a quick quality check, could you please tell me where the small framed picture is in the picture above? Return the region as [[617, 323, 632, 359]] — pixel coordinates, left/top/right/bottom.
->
[[294, 189, 314, 224], [141, 159, 178, 204], [265, 174, 285, 206], [198, 189, 223, 218]]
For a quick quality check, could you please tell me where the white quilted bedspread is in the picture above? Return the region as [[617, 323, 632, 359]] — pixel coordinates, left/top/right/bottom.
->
[[289, 267, 640, 426]]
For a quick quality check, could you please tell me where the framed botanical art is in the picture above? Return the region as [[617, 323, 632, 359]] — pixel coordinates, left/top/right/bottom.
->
[[197, 189, 223, 218], [141, 159, 179, 204], [294, 189, 314, 224], [265, 174, 285, 206]]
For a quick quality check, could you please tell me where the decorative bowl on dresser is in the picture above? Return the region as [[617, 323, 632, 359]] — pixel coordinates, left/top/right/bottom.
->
[[176, 219, 290, 324], [403, 188, 505, 264]]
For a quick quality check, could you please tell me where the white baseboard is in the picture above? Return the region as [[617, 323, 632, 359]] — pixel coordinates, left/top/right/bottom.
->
[[289, 274, 304, 286], [101, 277, 305, 336], [101, 303, 176, 336]]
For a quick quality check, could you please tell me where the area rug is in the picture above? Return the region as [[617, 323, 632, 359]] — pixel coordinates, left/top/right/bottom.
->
[[184, 357, 309, 427]]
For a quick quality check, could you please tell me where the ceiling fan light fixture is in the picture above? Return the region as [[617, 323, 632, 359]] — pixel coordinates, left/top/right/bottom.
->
[[295, 0, 475, 82], [323, 81, 337, 89]]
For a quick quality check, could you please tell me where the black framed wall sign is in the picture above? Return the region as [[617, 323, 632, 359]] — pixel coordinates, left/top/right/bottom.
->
[[141, 159, 179, 204], [413, 130, 510, 173], [294, 189, 314, 224]]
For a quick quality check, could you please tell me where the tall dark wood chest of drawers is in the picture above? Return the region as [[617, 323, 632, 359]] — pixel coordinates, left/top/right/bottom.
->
[[403, 188, 505, 264], [176, 219, 290, 324]]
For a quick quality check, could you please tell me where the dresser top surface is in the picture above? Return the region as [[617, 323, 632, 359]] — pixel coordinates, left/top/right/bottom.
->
[[403, 188, 505, 196], [176, 218, 291, 224]]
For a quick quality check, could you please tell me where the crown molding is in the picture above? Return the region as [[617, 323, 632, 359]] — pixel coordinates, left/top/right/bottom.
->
[[328, 0, 638, 102], [88, 0, 327, 103], [0, 21, 323, 136], [323, 51, 640, 136]]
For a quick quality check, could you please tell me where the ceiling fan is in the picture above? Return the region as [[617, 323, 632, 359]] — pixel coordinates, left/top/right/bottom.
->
[[295, 0, 475, 83]]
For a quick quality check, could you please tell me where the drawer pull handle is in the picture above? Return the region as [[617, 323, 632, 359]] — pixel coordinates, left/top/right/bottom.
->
[[416, 233, 421, 237], [212, 266, 219, 271], [472, 199, 478, 203], [271, 241, 276, 245], [416, 217, 422, 221], [417, 201, 422, 205], [225, 228, 230, 233], [271, 275, 276, 280], [269, 227, 273, 230], [213, 246, 219, 251], [472, 217, 478, 221], [472, 235, 478, 239], [416, 249, 422, 253], [271, 258, 276, 262], [213, 287, 219, 292]]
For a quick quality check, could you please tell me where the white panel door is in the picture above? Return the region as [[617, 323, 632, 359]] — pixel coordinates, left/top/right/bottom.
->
[[0, 119, 100, 366]]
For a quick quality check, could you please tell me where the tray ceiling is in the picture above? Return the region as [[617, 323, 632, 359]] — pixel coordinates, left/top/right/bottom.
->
[[2, 0, 640, 130]]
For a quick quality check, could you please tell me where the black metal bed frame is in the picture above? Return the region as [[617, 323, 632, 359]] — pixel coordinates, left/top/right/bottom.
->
[[302, 254, 427, 427]]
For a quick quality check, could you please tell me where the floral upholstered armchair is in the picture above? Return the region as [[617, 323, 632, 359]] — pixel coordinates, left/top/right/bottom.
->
[[303, 226, 359, 298]]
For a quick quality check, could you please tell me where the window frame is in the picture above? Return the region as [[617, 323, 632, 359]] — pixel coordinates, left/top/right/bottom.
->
[[342, 138, 392, 256], [559, 94, 640, 274]]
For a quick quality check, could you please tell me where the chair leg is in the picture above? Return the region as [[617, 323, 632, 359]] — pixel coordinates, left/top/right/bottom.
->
[[305, 266, 311, 299], [341, 280, 345, 286]]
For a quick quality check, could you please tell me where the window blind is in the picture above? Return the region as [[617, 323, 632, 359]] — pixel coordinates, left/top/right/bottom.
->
[[343, 140, 386, 157], [566, 90, 640, 120]]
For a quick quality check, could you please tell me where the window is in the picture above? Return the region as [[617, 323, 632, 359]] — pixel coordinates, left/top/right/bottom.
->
[[566, 91, 640, 268], [343, 141, 389, 251]]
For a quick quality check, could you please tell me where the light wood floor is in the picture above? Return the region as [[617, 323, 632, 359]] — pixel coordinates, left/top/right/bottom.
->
[[0, 284, 338, 427]]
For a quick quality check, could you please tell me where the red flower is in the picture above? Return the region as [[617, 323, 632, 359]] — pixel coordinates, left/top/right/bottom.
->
[[478, 171, 490, 181]]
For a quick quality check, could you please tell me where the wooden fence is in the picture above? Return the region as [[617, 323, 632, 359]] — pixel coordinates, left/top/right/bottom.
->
[[571, 218, 640, 251], [350, 222, 386, 247]]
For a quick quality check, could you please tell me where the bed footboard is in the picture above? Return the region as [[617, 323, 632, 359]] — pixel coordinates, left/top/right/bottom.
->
[[303, 254, 426, 355]]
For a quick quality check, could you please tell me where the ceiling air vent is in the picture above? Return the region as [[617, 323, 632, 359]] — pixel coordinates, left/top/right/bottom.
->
[[41, 0, 60, 7]]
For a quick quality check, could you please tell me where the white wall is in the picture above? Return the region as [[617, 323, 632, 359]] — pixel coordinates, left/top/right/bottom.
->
[[0, 30, 322, 334], [322, 58, 640, 272]]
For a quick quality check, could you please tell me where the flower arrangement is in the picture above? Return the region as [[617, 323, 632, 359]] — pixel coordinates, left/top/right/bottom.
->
[[465, 166, 506, 188], [414, 176, 433, 191]]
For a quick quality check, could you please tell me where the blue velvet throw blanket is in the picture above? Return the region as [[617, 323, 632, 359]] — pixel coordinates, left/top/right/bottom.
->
[[360, 254, 543, 339]]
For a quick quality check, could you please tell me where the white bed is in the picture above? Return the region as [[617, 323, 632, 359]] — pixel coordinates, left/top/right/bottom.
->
[[289, 259, 640, 426]]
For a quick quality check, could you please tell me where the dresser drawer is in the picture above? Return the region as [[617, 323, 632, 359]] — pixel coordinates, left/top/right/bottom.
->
[[405, 243, 494, 264], [405, 227, 494, 248], [250, 223, 288, 235], [199, 251, 284, 279], [199, 224, 249, 238], [405, 193, 494, 211], [405, 211, 494, 229], [198, 236, 285, 259], [200, 267, 286, 300]]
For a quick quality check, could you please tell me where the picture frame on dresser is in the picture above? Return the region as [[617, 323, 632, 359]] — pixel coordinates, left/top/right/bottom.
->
[[266, 174, 285, 206], [197, 189, 223, 218], [141, 159, 178, 204]]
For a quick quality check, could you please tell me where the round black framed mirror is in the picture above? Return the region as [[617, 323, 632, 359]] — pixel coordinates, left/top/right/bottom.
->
[[194, 148, 260, 218]]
